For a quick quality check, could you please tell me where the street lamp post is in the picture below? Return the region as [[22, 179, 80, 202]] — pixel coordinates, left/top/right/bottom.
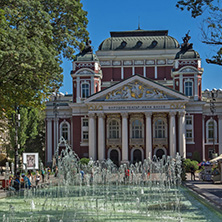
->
[[209, 89, 218, 158], [14, 105, 20, 176], [53, 90, 59, 163]]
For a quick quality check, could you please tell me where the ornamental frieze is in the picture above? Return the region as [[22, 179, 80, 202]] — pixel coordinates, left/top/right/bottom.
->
[[105, 81, 168, 101]]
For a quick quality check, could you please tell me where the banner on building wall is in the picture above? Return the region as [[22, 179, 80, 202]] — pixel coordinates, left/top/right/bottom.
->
[[23, 153, 39, 170]]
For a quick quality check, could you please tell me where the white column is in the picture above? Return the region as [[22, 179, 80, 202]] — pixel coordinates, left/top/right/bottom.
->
[[202, 115, 206, 161], [121, 112, 129, 163], [76, 77, 80, 103], [218, 115, 222, 155], [154, 65, 157, 79], [121, 66, 124, 79], [47, 119, 52, 163], [98, 113, 105, 160], [179, 111, 186, 158], [132, 66, 135, 75], [145, 112, 152, 158], [143, 66, 146, 77], [88, 113, 96, 160], [71, 117, 73, 148], [169, 112, 176, 158], [194, 74, 198, 100]]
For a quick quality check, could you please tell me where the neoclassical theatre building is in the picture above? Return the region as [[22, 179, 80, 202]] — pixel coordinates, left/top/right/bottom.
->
[[45, 29, 222, 166]]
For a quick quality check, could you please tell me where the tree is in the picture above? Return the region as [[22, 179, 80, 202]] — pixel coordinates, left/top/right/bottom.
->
[[0, 0, 88, 118], [176, 0, 222, 65], [4, 106, 46, 164]]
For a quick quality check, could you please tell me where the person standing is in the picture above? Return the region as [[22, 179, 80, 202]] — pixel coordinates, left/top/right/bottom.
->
[[190, 165, 195, 181], [41, 169, 45, 183], [35, 171, 41, 186], [47, 167, 50, 180]]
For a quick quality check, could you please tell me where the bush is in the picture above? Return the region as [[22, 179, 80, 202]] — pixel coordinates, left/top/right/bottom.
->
[[184, 159, 199, 172], [80, 158, 89, 165]]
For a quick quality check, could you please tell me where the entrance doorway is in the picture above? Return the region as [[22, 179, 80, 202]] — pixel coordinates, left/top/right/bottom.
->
[[155, 148, 165, 159], [110, 149, 119, 166], [133, 149, 142, 164]]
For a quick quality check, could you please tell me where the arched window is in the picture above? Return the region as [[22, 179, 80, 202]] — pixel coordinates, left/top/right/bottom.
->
[[81, 83, 89, 98], [184, 81, 193, 96], [109, 120, 119, 139], [61, 123, 68, 141], [154, 119, 166, 138], [206, 119, 217, 143], [132, 119, 142, 138]]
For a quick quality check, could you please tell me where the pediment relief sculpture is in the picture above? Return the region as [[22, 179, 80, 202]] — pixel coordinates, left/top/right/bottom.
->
[[105, 81, 169, 101]]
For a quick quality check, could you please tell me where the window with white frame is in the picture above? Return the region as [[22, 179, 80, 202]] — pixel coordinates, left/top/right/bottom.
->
[[185, 116, 193, 142], [132, 119, 142, 138], [61, 123, 68, 140], [109, 120, 120, 139], [184, 80, 193, 96], [81, 83, 90, 98], [154, 119, 166, 138], [81, 118, 89, 142], [60, 121, 70, 143], [206, 119, 217, 143]]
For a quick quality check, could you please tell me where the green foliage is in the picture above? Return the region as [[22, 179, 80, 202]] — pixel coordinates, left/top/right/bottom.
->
[[192, 151, 201, 163], [183, 159, 199, 172], [0, 0, 88, 118], [0, 153, 7, 166], [176, 0, 222, 66], [80, 158, 89, 165], [5, 107, 45, 163]]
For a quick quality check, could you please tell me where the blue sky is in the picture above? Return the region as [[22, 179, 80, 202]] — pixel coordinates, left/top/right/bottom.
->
[[60, 0, 222, 94]]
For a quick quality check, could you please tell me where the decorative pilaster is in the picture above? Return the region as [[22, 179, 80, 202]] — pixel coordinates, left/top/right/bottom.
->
[[76, 77, 80, 103], [179, 111, 186, 158], [54, 118, 59, 155], [88, 113, 96, 160], [98, 113, 105, 160], [121, 112, 129, 163], [169, 112, 176, 158], [91, 76, 94, 95], [179, 75, 183, 93], [218, 115, 222, 155], [145, 112, 152, 158], [194, 74, 198, 100], [47, 119, 52, 163]]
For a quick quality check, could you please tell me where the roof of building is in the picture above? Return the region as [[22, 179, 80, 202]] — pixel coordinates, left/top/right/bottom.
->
[[98, 30, 180, 51], [74, 52, 99, 62], [175, 49, 200, 59]]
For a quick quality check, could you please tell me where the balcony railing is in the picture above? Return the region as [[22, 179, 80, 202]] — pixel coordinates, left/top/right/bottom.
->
[[106, 138, 121, 146], [129, 138, 144, 146]]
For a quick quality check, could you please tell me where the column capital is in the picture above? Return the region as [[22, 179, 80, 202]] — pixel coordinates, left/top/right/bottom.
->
[[88, 113, 96, 118], [145, 111, 152, 118], [97, 112, 105, 119], [169, 111, 176, 117], [178, 111, 186, 117], [121, 112, 128, 118]]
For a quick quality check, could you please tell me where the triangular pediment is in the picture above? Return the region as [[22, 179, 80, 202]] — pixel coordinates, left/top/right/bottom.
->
[[85, 75, 188, 103]]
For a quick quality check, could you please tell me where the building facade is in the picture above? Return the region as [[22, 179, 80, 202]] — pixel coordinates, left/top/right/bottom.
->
[[45, 30, 222, 165]]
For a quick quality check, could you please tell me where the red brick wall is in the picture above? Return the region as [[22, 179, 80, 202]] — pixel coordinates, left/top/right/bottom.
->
[[146, 67, 154, 79], [135, 67, 143, 76], [113, 68, 121, 81], [124, 67, 132, 79], [101, 68, 112, 81]]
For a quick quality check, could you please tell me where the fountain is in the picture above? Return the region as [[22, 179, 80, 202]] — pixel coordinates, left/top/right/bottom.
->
[[0, 138, 222, 221]]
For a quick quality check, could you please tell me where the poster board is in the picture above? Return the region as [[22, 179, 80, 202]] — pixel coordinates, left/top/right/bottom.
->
[[23, 153, 39, 170]]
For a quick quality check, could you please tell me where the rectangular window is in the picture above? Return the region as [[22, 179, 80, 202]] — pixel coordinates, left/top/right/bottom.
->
[[208, 149, 214, 159], [81, 118, 89, 145], [185, 115, 194, 143], [186, 117, 192, 125], [83, 131, 88, 140], [186, 130, 192, 138], [83, 119, 88, 127]]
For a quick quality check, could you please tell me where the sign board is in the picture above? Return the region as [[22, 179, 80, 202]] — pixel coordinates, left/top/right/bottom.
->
[[23, 153, 39, 170]]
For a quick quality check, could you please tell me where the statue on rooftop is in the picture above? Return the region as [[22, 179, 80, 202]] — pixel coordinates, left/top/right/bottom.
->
[[181, 31, 193, 51]]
